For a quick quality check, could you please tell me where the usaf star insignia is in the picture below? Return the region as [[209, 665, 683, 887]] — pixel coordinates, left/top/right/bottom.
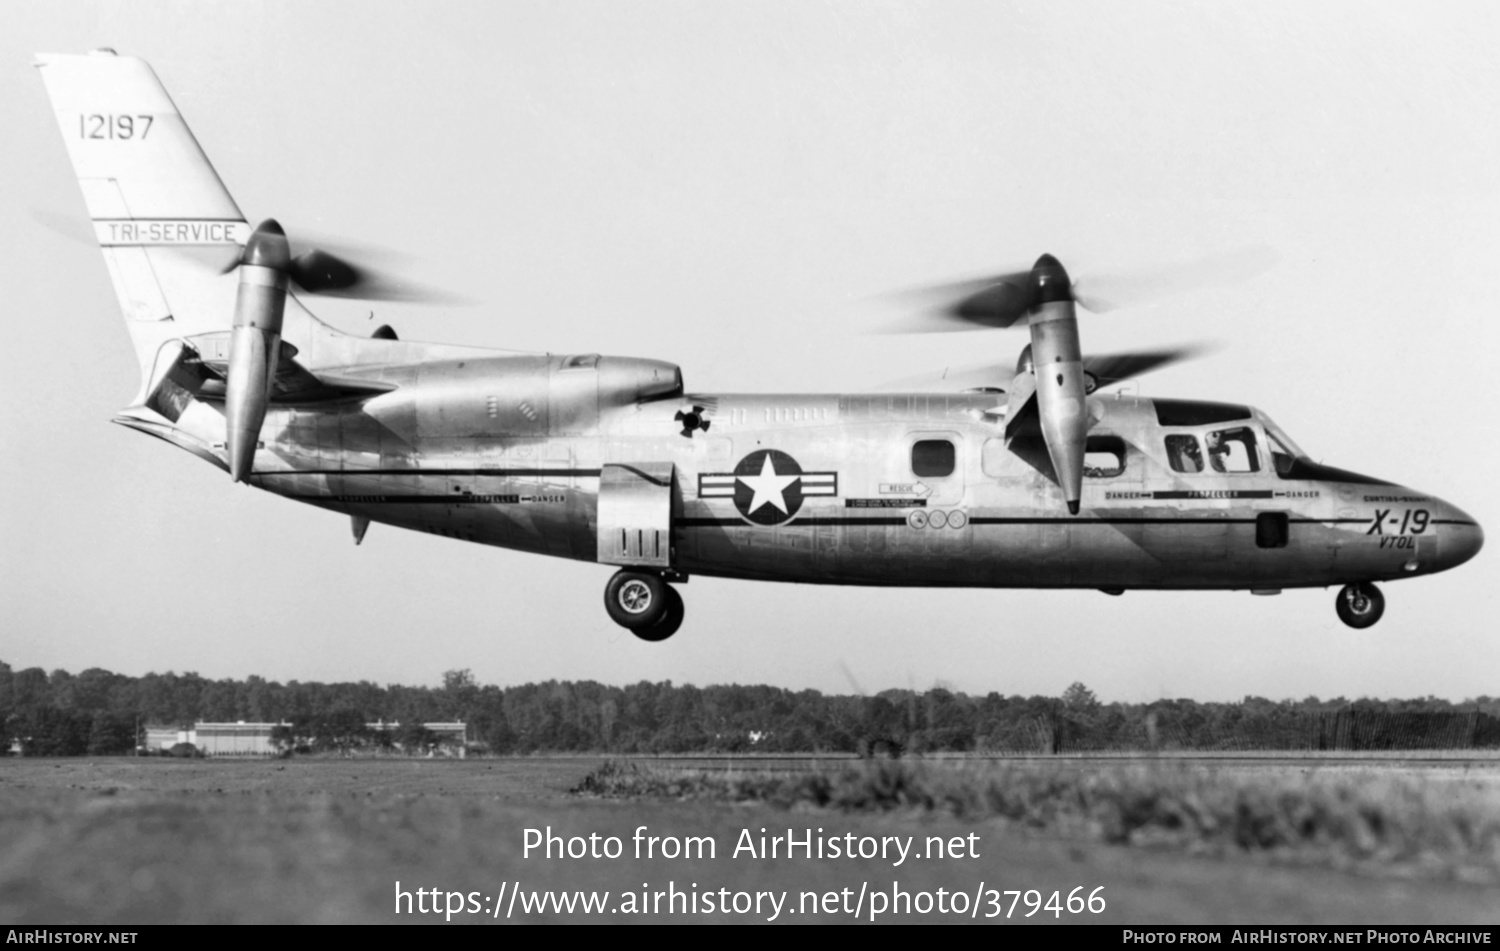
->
[[698, 449, 838, 525]]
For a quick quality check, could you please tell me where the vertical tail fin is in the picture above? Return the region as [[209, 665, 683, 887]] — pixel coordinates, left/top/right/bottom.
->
[[37, 51, 253, 402], [36, 51, 245, 225]]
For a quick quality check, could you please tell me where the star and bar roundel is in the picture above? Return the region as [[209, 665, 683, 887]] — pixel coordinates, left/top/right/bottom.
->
[[698, 449, 838, 525]]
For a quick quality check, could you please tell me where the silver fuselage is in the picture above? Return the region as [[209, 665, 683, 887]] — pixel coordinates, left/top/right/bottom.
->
[[123, 348, 1483, 590]]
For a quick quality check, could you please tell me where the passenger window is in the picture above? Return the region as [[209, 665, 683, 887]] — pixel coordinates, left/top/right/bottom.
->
[[1165, 435, 1203, 473], [1083, 435, 1126, 478], [1207, 427, 1260, 473], [912, 440, 956, 478]]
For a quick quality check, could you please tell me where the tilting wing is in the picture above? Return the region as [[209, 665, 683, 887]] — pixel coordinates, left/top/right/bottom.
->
[[145, 334, 393, 423], [192, 342, 395, 403]]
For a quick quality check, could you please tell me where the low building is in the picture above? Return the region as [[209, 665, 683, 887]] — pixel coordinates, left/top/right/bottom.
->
[[141, 720, 468, 757], [143, 726, 194, 752], [420, 722, 468, 747], [195, 722, 287, 756], [367, 720, 469, 756]]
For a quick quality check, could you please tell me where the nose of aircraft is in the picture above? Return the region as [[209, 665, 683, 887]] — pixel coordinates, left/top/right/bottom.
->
[[1438, 503, 1484, 571]]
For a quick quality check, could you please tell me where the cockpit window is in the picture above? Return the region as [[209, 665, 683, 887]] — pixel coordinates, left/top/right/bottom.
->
[[1084, 435, 1126, 478], [1165, 434, 1203, 473], [1207, 427, 1260, 473]]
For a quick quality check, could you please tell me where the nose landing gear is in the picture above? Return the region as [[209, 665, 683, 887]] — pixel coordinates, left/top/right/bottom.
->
[[604, 569, 685, 641], [1335, 582, 1385, 629]]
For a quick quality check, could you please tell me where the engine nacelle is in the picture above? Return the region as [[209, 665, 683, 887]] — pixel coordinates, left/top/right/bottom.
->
[[1027, 254, 1086, 515], [596, 356, 683, 408], [225, 220, 290, 482]]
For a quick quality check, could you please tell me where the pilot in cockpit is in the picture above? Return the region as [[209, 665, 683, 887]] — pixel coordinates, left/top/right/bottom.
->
[[1206, 431, 1228, 473], [1167, 434, 1203, 473]]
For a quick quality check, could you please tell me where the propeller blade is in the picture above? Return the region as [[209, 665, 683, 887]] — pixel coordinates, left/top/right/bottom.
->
[[883, 246, 1277, 332], [215, 225, 473, 304], [875, 344, 1214, 392], [287, 268, 471, 304], [1081, 344, 1216, 387], [290, 250, 361, 292], [1071, 246, 1279, 314], [285, 228, 475, 303], [880, 269, 1032, 332], [28, 207, 94, 246], [949, 279, 1032, 327]]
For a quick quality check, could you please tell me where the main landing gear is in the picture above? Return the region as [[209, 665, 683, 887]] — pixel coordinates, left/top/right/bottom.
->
[[604, 569, 685, 641], [1335, 582, 1385, 629]]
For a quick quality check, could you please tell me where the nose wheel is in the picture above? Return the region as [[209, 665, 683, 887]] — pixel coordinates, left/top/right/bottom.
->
[[604, 570, 686, 641], [1335, 582, 1385, 629]]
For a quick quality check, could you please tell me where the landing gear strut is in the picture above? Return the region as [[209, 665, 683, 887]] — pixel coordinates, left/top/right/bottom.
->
[[604, 569, 685, 641], [1335, 582, 1384, 629]]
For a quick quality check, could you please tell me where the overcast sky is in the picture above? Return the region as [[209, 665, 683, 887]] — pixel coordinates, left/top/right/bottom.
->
[[3, 0, 1497, 703]]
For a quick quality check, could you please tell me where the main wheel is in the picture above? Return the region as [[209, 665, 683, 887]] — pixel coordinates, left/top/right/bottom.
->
[[604, 571, 668, 630], [1335, 582, 1385, 629], [634, 586, 684, 642]]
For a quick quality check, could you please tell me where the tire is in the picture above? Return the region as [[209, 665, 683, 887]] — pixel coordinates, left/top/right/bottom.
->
[[634, 586, 684, 642], [1335, 582, 1384, 629], [604, 571, 667, 630]]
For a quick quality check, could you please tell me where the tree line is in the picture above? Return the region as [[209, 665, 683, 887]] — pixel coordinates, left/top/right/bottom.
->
[[2, 661, 1496, 756]]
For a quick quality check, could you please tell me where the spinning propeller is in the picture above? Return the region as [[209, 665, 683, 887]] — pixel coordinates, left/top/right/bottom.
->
[[886, 245, 1277, 332], [216, 223, 463, 303], [219, 219, 465, 482], [887, 248, 1275, 515]]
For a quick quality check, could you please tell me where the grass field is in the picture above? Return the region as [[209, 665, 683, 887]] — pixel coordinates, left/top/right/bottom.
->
[[1, 755, 1496, 924]]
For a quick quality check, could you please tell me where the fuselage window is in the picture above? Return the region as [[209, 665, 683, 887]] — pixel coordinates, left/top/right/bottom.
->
[[912, 439, 956, 478], [1207, 426, 1260, 473], [1165, 434, 1203, 473], [1084, 435, 1126, 478]]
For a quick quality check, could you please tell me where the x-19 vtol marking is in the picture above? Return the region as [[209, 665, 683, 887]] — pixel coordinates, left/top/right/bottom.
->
[[36, 51, 1483, 640]]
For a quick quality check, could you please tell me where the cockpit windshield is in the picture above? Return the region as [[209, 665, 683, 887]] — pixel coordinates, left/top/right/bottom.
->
[[1250, 408, 1396, 486], [1254, 411, 1308, 476]]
